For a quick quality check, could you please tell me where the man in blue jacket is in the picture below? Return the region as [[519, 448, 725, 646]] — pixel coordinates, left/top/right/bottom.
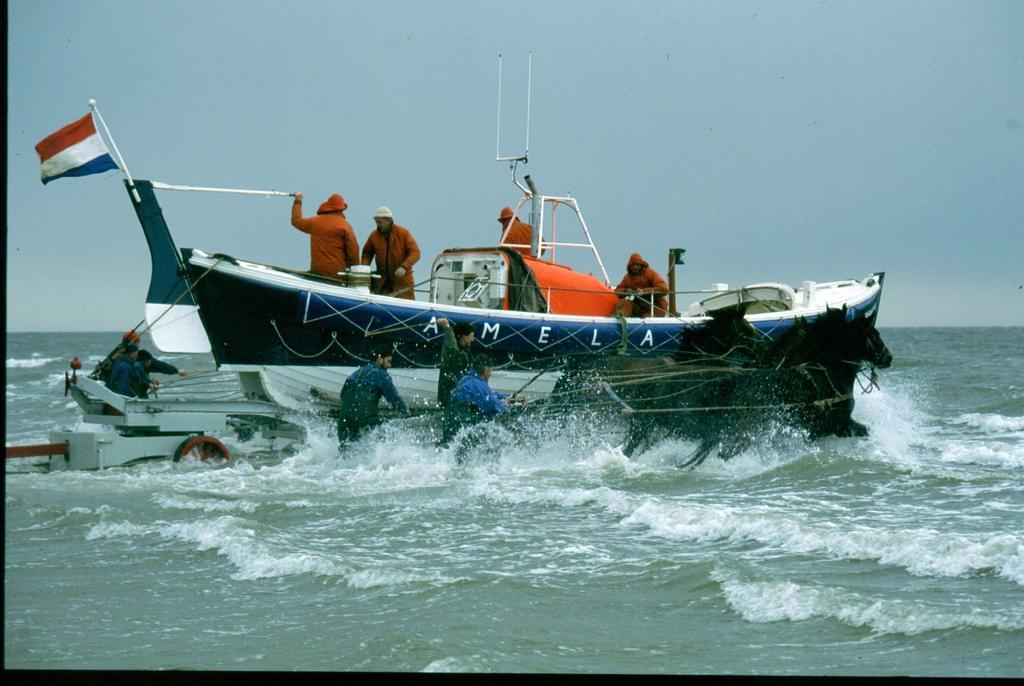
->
[[338, 346, 409, 444], [106, 344, 142, 397], [440, 354, 513, 451]]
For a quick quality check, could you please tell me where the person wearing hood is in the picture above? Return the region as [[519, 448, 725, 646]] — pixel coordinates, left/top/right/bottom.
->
[[497, 206, 539, 256], [361, 207, 422, 299], [337, 346, 409, 444], [614, 253, 669, 317], [290, 192, 360, 278]]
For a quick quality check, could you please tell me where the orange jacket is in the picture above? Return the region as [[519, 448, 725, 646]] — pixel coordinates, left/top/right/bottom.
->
[[615, 253, 669, 316], [501, 218, 535, 255], [361, 224, 421, 299], [291, 197, 360, 277]]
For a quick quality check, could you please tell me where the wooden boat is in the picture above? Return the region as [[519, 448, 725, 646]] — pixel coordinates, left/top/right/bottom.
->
[[128, 176, 884, 410]]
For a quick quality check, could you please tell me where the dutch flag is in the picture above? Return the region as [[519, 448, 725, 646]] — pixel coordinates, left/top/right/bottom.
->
[[35, 113, 119, 184]]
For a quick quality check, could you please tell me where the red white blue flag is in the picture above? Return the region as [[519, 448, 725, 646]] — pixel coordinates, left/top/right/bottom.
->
[[35, 113, 119, 184]]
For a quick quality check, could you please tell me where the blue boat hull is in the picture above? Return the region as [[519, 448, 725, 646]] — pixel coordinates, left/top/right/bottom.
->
[[185, 258, 884, 371]]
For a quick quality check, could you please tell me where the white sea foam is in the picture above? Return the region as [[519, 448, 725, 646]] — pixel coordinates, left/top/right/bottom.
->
[[577, 445, 633, 471], [954, 413, 1024, 434], [99, 514, 465, 586], [423, 656, 487, 673], [937, 441, 1024, 468], [156, 516, 345, 580], [17, 506, 97, 531], [621, 500, 1024, 585], [468, 479, 635, 515], [852, 385, 1024, 475], [714, 573, 1024, 636], [346, 568, 454, 589], [153, 492, 259, 513], [854, 386, 932, 464], [6, 356, 60, 368], [86, 520, 152, 540]]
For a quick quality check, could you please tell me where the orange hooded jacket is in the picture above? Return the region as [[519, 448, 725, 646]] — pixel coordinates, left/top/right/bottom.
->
[[503, 219, 535, 255], [498, 207, 537, 256], [291, 194, 360, 277], [615, 253, 669, 316], [361, 223, 421, 299]]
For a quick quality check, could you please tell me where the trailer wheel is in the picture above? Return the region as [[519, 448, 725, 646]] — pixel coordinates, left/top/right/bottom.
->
[[173, 435, 230, 463]]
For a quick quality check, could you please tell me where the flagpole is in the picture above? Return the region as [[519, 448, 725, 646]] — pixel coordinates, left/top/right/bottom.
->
[[88, 99, 136, 191]]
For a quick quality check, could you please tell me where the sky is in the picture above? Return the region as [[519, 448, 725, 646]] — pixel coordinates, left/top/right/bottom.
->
[[6, 0, 1023, 331]]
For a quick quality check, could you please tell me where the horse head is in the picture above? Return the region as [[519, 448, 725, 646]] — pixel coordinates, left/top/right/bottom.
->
[[800, 306, 891, 371], [863, 325, 893, 369]]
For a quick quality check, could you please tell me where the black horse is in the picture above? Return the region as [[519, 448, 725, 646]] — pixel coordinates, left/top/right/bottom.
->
[[549, 307, 892, 467]]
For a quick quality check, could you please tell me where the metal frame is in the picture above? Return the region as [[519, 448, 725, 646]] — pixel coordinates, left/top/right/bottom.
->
[[506, 194, 611, 287], [46, 376, 299, 471]]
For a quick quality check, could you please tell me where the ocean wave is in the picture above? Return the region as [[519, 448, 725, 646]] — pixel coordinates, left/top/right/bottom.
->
[[157, 516, 345, 580], [153, 493, 259, 513], [125, 515, 465, 587], [620, 500, 1024, 585], [86, 520, 152, 540], [713, 573, 1024, 636], [15, 506, 98, 531], [954, 413, 1024, 434], [469, 480, 635, 514], [423, 656, 488, 673], [346, 568, 457, 589], [6, 357, 61, 369], [937, 441, 1024, 468], [854, 386, 932, 460], [848, 386, 1024, 472]]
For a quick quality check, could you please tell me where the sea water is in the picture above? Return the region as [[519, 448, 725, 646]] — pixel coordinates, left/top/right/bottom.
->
[[4, 329, 1023, 675]]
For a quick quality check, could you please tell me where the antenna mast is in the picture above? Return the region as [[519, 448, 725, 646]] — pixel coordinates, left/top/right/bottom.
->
[[495, 53, 532, 194], [525, 52, 531, 160]]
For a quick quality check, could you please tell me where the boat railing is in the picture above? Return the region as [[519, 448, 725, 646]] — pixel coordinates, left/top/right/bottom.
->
[[428, 273, 753, 299], [508, 194, 611, 287], [428, 273, 785, 316], [194, 250, 863, 316]]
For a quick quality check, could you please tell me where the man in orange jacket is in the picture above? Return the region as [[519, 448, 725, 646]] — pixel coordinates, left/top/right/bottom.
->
[[361, 207, 421, 299], [614, 253, 669, 317], [290, 192, 360, 278], [497, 206, 537, 256]]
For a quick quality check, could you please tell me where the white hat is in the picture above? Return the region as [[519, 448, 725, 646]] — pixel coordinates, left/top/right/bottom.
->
[[373, 206, 393, 219]]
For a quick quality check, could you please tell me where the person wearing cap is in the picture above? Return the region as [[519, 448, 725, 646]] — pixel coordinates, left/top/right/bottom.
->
[[337, 346, 409, 444], [435, 318, 475, 407], [106, 343, 143, 397], [133, 349, 189, 399], [361, 207, 421, 299], [614, 252, 669, 317], [497, 207, 539, 256], [440, 354, 511, 450], [290, 192, 360, 278]]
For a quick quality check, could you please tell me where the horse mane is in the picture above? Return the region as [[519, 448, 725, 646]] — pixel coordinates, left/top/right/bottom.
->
[[766, 306, 874, 368], [675, 309, 764, 365]]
